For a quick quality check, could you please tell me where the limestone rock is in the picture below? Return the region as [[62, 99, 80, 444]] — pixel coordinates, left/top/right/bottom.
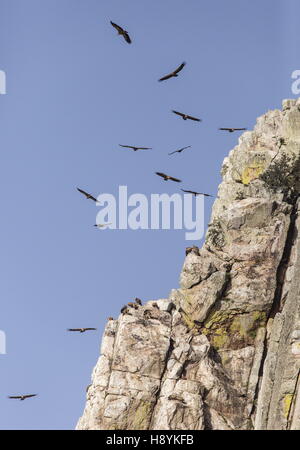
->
[[77, 98, 300, 430]]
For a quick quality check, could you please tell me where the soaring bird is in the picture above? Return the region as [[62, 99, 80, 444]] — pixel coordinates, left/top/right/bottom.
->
[[219, 128, 247, 133], [181, 189, 213, 197], [156, 172, 182, 182], [110, 21, 131, 44], [94, 223, 112, 228], [119, 144, 152, 151], [8, 394, 37, 401], [168, 145, 191, 155], [77, 188, 98, 202], [159, 62, 186, 82], [172, 110, 202, 122], [67, 328, 97, 333]]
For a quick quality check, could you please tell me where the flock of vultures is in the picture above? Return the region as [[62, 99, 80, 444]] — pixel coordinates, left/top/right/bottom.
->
[[8, 20, 247, 403]]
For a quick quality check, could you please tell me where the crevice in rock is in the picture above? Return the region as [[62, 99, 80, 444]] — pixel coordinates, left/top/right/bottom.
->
[[250, 195, 299, 423]]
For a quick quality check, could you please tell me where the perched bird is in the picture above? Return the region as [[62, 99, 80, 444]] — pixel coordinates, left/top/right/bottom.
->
[[107, 317, 114, 321], [94, 223, 112, 228], [185, 246, 200, 256], [181, 189, 213, 197], [8, 394, 37, 401], [152, 302, 159, 309], [219, 128, 247, 133], [159, 62, 186, 82], [120, 305, 128, 314], [77, 188, 98, 202], [193, 320, 203, 327], [168, 146, 191, 155], [156, 172, 182, 183], [172, 110, 202, 122], [67, 328, 97, 333], [119, 144, 152, 152], [127, 302, 135, 308], [135, 298, 142, 306], [110, 21, 131, 44]]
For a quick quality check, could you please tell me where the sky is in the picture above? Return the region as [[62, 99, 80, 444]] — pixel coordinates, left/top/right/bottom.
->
[[0, 0, 299, 430]]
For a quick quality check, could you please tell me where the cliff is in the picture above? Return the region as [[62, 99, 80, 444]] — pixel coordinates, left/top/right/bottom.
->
[[77, 98, 300, 430]]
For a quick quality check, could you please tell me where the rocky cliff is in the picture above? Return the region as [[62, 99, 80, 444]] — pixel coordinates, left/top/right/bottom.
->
[[77, 99, 300, 430]]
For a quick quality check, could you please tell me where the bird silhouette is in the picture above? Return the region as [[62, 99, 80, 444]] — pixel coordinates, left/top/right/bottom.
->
[[110, 21, 131, 44], [77, 188, 98, 202], [172, 110, 202, 122], [156, 172, 182, 182], [181, 189, 213, 197], [168, 146, 191, 155], [8, 394, 37, 401], [67, 328, 97, 333], [219, 128, 247, 133], [159, 62, 186, 82], [119, 144, 152, 151]]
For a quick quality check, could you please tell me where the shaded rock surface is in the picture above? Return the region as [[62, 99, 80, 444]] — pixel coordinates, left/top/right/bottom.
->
[[77, 99, 300, 430]]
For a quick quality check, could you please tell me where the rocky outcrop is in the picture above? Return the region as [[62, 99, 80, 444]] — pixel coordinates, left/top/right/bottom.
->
[[77, 98, 300, 430]]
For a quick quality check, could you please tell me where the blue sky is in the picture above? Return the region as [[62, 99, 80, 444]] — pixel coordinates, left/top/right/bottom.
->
[[0, 0, 299, 430]]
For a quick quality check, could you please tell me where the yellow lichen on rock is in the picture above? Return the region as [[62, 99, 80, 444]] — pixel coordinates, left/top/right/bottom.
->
[[241, 163, 265, 185], [283, 394, 293, 418]]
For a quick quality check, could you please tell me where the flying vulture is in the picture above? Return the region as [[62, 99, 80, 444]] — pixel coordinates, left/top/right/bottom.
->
[[181, 189, 213, 197], [94, 223, 112, 228], [110, 21, 131, 44], [156, 172, 182, 182], [67, 328, 97, 333], [77, 188, 98, 202], [219, 128, 247, 133], [159, 62, 186, 82], [119, 144, 152, 151], [172, 110, 202, 122], [168, 146, 191, 155], [8, 394, 37, 401]]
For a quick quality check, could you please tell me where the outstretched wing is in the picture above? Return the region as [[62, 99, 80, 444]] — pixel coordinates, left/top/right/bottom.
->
[[123, 31, 131, 44], [181, 189, 194, 194], [77, 187, 89, 196], [173, 62, 186, 75], [172, 110, 184, 118], [8, 396, 22, 399], [68, 328, 81, 332], [119, 144, 134, 149], [110, 21, 124, 33], [168, 176, 182, 183], [24, 394, 37, 399], [83, 328, 97, 331], [137, 147, 152, 150], [155, 172, 167, 179], [159, 73, 173, 82], [186, 114, 201, 122]]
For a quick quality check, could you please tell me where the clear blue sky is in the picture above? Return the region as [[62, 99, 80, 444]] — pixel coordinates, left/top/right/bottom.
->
[[0, 0, 299, 430]]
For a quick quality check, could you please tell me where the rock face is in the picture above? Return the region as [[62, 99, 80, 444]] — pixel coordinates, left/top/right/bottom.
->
[[77, 99, 300, 430]]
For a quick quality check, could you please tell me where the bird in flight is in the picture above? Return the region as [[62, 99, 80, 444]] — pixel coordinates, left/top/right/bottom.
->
[[8, 394, 37, 401], [168, 145, 191, 155], [94, 223, 112, 228], [67, 328, 97, 333], [181, 189, 213, 197], [219, 128, 247, 133], [119, 144, 152, 152], [156, 172, 182, 183], [77, 188, 98, 202], [110, 21, 131, 44], [159, 62, 186, 82], [172, 110, 202, 122]]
